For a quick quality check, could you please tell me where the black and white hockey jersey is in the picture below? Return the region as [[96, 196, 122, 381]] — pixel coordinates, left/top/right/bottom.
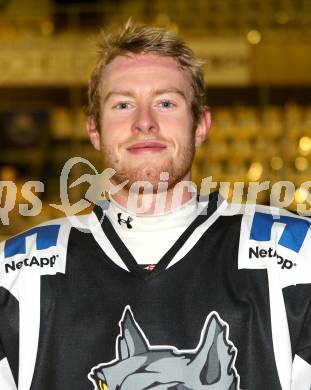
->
[[1, 191, 311, 390]]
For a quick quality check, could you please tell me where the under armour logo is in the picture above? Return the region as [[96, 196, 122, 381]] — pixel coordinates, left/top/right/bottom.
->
[[117, 213, 133, 229]]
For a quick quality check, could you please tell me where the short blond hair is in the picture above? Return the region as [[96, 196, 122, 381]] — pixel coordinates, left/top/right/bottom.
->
[[87, 20, 206, 130]]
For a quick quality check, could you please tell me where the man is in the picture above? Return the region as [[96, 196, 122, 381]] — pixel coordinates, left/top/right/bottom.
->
[[1, 21, 311, 390]]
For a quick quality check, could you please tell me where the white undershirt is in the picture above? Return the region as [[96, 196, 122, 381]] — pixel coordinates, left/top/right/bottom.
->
[[105, 196, 201, 265]]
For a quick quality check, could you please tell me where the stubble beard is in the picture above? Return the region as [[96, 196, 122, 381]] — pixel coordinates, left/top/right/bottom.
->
[[103, 141, 196, 194]]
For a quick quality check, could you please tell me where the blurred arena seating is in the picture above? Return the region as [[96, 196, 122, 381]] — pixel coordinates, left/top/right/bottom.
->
[[194, 103, 311, 185], [0, 0, 311, 36]]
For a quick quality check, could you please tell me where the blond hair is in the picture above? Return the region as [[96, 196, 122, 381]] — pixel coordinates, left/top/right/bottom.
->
[[87, 20, 206, 130]]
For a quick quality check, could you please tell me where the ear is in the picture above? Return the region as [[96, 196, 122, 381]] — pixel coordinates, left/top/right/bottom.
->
[[190, 314, 222, 382], [190, 314, 236, 386], [194, 107, 211, 148], [117, 308, 148, 360], [86, 116, 101, 151]]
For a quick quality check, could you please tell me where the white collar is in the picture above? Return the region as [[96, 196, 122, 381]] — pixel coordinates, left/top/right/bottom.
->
[[105, 195, 199, 233]]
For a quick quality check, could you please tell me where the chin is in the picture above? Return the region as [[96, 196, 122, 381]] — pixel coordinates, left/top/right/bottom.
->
[[106, 146, 195, 193], [116, 169, 166, 193], [114, 164, 190, 194]]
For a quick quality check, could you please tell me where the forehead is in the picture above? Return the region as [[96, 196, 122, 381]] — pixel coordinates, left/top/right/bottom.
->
[[101, 54, 191, 91]]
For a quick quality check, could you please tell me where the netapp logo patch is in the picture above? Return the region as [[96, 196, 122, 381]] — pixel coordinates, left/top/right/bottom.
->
[[250, 212, 310, 253], [5, 254, 59, 274], [4, 225, 60, 258], [249, 246, 296, 269]]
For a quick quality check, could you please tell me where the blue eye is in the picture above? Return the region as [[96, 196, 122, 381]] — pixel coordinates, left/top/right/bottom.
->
[[115, 102, 131, 110], [159, 100, 175, 108]]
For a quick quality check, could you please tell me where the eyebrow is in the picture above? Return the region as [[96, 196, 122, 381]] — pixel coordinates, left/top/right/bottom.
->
[[103, 87, 187, 104]]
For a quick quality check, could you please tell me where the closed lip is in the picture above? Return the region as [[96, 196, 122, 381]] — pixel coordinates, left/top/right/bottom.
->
[[127, 141, 167, 151]]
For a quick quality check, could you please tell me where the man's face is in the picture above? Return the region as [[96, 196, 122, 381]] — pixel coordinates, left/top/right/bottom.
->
[[89, 54, 206, 192]]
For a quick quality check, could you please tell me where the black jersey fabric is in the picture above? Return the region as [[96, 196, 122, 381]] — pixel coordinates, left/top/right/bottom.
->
[[1, 192, 311, 390]]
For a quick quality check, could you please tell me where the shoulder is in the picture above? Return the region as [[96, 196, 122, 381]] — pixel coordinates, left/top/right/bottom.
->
[[1, 215, 73, 259], [237, 203, 311, 287], [239, 204, 311, 254], [0, 213, 92, 293]]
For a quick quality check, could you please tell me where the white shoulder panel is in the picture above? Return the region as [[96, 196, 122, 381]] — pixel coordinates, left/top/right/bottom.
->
[[0, 214, 91, 390], [238, 204, 311, 288], [0, 214, 90, 299]]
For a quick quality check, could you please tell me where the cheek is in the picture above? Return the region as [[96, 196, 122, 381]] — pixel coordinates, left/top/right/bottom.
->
[[101, 109, 132, 128], [158, 115, 192, 138], [159, 109, 193, 129], [100, 120, 128, 147], [163, 115, 193, 143]]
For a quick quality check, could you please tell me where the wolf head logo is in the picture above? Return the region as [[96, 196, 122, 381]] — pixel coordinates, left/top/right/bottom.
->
[[88, 307, 240, 390]]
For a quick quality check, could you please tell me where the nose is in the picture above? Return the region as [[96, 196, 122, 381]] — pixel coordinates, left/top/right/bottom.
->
[[131, 106, 159, 134]]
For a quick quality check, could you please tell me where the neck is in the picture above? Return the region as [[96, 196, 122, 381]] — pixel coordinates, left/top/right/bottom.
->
[[110, 177, 196, 215]]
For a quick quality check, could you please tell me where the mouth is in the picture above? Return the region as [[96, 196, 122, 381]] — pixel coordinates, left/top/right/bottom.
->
[[127, 141, 167, 155]]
